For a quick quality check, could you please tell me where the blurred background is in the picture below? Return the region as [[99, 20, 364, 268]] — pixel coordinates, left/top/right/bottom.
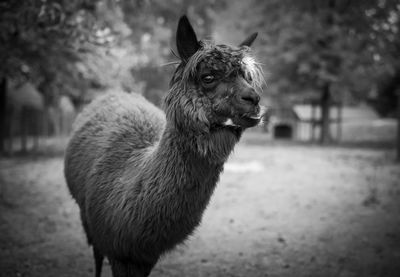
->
[[0, 0, 400, 276]]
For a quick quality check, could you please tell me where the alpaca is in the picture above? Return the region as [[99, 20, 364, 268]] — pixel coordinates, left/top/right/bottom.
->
[[64, 15, 264, 277]]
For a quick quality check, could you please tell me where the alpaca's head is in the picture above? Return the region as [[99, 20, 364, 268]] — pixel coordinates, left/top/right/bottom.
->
[[165, 16, 264, 135]]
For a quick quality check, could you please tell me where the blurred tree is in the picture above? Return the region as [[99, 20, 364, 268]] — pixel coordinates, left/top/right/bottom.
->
[[1, 0, 398, 146], [0, 0, 227, 110], [0, 0, 122, 104], [239, 0, 399, 144], [120, 0, 226, 104], [363, 0, 400, 117], [0, 0, 132, 152]]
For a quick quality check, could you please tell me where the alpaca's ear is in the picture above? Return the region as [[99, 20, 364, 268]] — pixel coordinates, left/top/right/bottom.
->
[[176, 15, 201, 62], [239, 32, 258, 47]]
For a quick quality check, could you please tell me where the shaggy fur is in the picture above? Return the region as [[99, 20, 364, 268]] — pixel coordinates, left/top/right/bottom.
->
[[64, 15, 263, 277]]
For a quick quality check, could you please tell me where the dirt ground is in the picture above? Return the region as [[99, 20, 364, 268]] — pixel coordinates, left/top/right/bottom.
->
[[1, 139, 400, 277]]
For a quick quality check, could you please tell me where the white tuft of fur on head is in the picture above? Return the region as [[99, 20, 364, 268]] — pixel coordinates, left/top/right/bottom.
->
[[241, 55, 265, 92]]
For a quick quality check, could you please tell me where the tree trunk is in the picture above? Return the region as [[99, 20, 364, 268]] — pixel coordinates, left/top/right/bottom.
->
[[397, 89, 400, 161], [0, 77, 7, 154], [320, 83, 332, 145], [21, 107, 28, 153], [43, 108, 49, 137], [311, 102, 316, 142], [337, 102, 343, 141]]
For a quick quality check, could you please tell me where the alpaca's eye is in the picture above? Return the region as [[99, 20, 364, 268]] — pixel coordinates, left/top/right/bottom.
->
[[202, 75, 215, 84]]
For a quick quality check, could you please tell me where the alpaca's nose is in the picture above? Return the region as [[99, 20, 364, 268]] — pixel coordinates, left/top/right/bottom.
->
[[241, 90, 260, 106]]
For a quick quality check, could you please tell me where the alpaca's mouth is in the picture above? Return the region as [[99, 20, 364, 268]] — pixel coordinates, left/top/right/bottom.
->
[[218, 106, 267, 129], [220, 114, 260, 129], [235, 107, 265, 128], [236, 115, 261, 128], [246, 115, 263, 121], [239, 106, 268, 128]]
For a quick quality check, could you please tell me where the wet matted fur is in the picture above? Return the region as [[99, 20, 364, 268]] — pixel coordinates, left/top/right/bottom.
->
[[64, 15, 264, 277]]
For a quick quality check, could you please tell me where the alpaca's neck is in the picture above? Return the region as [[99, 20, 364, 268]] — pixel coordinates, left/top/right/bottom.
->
[[143, 124, 234, 191], [127, 123, 239, 246]]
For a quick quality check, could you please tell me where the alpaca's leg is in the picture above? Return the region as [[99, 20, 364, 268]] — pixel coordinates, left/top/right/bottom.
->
[[93, 247, 104, 277], [80, 210, 92, 244], [109, 259, 156, 277]]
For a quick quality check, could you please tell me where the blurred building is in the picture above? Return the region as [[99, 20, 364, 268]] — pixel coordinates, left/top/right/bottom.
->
[[267, 106, 300, 139]]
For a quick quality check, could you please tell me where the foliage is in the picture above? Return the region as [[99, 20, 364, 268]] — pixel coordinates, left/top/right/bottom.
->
[[121, 0, 225, 103], [212, 0, 399, 143], [0, 0, 227, 108], [2, 0, 398, 113], [0, 0, 123, 106], [362, 0, 400, 116], [232, 0, 399, 106]]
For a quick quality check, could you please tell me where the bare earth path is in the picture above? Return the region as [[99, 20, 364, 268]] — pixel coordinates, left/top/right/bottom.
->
[[1, 143, 400, 277]]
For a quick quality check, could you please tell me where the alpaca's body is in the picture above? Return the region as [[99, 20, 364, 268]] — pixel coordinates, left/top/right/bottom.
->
[[65, 92, 231, 265], [65, 15, 263, 277]]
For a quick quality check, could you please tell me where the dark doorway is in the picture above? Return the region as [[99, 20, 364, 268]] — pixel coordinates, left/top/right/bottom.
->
[[274, 124, 293, 139]]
